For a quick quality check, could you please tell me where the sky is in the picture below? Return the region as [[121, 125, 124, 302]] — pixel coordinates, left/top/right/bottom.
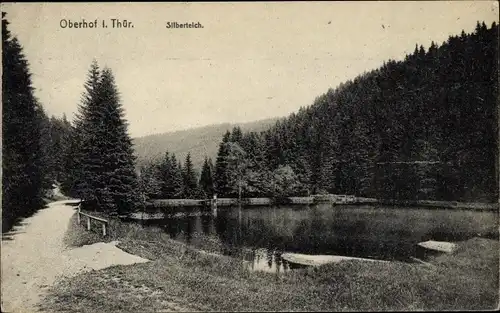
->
[[2, 2, 499, 138]]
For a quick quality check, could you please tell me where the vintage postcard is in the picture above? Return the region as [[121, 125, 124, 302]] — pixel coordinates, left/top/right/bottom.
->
[[1, 2, 499, 312]]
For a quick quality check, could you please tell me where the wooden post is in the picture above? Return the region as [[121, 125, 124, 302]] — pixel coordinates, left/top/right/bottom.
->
[[87, 216, 91, 230], [102, 223, 107, 236], [77, 205, 81, 225]]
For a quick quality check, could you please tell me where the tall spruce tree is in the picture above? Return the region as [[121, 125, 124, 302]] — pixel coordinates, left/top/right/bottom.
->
[[158, 153, 183, 198], [175, 159, 184, 198], [53, 114, 73, 189], [199, 156, 214, 198], [97, 68, 141, 214], [60, 122, 81, 197], [138, 161, 162, 200], [238, 132, 264, 197], [71, 60, 102, 201], [2, 12, 48, 231], [173, 155, 184, 198], [156, 153, 183, 199], [182, 153, 198, 198], [37, 107, 56, 191], [158, 151, 173, 198], [214, 131, 231, 197], [40, 114, 73, 186], [73, 63, 141, 214]]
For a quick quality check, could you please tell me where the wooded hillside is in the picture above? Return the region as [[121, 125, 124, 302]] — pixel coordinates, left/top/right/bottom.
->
[[133, 118, 280, 169], [212, 22, 499, 202]]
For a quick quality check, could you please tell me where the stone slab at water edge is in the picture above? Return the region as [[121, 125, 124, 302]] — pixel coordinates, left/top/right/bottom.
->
[[417, 241, 457, 253], [281, 253, 389, 267]]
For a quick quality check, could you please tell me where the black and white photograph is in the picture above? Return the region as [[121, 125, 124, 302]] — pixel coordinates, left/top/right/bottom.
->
[[1, 2, 499, 312]]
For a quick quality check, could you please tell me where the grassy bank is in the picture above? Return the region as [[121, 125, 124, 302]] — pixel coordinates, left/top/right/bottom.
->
[[44, 211, 499, 312]]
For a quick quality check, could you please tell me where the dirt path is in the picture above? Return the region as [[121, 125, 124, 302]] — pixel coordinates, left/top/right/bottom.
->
[[1, 200, 149, 313]]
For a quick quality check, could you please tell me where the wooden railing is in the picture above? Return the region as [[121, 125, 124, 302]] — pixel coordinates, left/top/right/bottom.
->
[[77, 203, 109, 236]]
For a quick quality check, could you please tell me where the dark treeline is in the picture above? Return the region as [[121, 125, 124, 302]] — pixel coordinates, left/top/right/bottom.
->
[[213, 127, 312, 199], [138, 152, 215, 200], [212, 22, 499, 202], [3, 12, 46, 231], [2, 13, 74, 231], [138, 129, 303, 201]]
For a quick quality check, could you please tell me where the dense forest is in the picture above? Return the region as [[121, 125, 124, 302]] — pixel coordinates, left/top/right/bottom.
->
[[2, 12, 75, 231], [138, 21, 498, 203], [207, 21, 498, 202], [138, 152, 215, 200]]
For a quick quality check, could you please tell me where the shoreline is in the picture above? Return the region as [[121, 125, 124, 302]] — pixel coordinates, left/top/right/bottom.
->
[[127, 198, 498, 221], [40, 213, 500, 312]]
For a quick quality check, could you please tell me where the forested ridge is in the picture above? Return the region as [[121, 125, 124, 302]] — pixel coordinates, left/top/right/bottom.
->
[[133, 118, 280, 170], [137, 21, 499, 202], [209, 21, 499, 202]]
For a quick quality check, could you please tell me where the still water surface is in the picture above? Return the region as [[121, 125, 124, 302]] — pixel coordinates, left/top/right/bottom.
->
[[137, 204, 498, 273]]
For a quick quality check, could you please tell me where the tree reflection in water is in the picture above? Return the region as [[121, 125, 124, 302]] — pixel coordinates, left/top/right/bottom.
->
[[142, 203, 497, 273]]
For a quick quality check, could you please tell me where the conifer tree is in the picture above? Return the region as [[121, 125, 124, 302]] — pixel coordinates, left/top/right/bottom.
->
[[71, 60, 102, 201], [182, 153, 198, 198], [96, 68, 141, 214], [214, 131, 232, 197], [230, 126, 243, 143], [175, 160, 184, 198], [2, 12, 48, 231], [37, 108, 56, 191], [53, 115, 73, 190], [159, 152, 184, 198], [138, 161, 162, 200], [40, 114, 73, 187], [72, 63, 141, 214], [60, 123, 81, 197], [172, 154, 184, 198], [199, 156, 214, 197], [158, 151, 173, 198]]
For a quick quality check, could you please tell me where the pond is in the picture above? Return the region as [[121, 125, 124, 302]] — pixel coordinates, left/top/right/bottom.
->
[[136, 204, 498, 273]]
